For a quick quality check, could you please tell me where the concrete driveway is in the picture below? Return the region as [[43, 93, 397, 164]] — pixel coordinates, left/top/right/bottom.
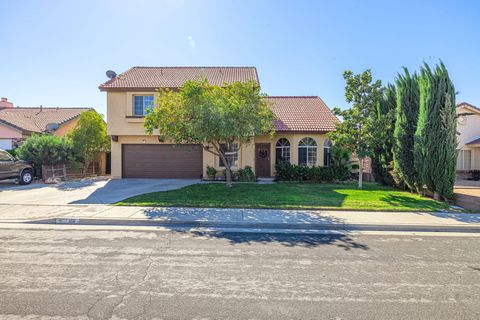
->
[[0, 178, 199, 205], [455, 179, 480, 211]]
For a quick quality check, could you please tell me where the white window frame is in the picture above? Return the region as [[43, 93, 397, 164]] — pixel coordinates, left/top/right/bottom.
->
[[323, 139, 332, 166], [219, 143, 239, 167], [133, 95, 154, 116], [275, 138, 291, 164], [298, 137, 317, 166], [458, 149, 472, 170]]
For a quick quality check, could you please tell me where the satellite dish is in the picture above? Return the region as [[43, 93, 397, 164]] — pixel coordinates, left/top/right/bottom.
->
[[45, 123, 60, 133], [106, 70, 117, 79]]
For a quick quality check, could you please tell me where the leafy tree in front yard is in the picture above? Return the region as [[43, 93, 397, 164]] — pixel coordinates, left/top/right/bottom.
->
[[144, 79, 275, 187], [393, 68, 420, 192], [329, 70, 383, 189], [414, 62, 457, 200], [68, 110, 110, 176], [16, 134, 72, 174]]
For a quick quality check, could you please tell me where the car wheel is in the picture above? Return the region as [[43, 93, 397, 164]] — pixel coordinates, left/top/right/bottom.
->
[[19, 170, 33, 185]]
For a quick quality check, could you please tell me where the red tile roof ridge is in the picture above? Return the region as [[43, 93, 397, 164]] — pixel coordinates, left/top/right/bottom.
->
[[130, 66, 257, 69], [266, 96, 320, 98], [9, 107, 92, 109]]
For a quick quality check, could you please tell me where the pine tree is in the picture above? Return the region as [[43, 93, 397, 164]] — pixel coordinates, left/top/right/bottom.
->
[[415, 63, 457, 200], [393, 68, 420, 191]]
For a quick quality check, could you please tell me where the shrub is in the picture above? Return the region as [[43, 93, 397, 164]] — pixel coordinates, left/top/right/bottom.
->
[[235, 166, 256, 182], [206, 165, 217, 177], [16, 134, 72, 167], [275, 161, 351, 183]]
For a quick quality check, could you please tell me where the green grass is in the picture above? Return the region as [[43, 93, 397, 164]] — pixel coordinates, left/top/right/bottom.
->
[[116, 182, 450, 212]]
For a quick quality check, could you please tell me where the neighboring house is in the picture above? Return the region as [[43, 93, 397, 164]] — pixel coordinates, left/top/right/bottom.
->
[[99, 66, 338, 179], [0, 99, 92, 149], [456, 102, 480, 175]]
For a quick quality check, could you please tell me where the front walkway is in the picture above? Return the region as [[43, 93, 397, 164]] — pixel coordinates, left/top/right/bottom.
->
[[0, 178, 199, 205], [1, 204, 479, 232]]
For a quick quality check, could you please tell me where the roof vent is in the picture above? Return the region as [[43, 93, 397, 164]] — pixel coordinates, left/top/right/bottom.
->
[[106, 70, 117, 79]]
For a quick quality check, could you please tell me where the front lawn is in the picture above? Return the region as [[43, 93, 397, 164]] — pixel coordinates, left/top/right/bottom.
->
[[116, 182, 450, 212]]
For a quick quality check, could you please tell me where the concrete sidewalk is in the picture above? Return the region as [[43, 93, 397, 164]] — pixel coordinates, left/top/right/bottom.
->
[[1, 204, 480, 232]]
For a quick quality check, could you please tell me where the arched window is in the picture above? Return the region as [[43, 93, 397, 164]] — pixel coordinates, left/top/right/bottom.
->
[[298, 137, 317, 166], [323, 139, 332, 166], [275, 138, 291, 164]]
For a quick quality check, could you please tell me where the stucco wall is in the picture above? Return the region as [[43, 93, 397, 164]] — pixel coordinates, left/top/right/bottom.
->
[[107, 91, 158, 136], [54, 118, 80, 137], [110, 133, 329, 179], [457, 106, 480, 147], [0, 123, 22, 139], [106, 92, 331, 178], [456, 106, 480, 170]]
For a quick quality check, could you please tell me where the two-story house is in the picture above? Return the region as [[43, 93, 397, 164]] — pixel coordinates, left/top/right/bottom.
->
[[99, 67, 338, 179], [456, 102, 480, 176]]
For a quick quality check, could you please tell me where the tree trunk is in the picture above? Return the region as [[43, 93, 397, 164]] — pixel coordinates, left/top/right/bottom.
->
[[358, 157, 363, 189], [433, 191, 441, 201], [225, 166, 233, 188]]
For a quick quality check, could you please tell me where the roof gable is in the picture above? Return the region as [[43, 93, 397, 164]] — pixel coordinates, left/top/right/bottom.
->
[[457, 102, 480, 115], [266, 96, 338, 132], [99, 66, 259, 91], [0, 107, 92, 133]]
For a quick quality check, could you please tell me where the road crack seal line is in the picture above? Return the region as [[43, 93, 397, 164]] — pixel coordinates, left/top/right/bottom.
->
[[109, 256, 154, 319], [86, 257, 138, 320]]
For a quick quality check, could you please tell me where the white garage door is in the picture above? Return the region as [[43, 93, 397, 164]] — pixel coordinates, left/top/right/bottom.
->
[[0, 139, 12, 150]]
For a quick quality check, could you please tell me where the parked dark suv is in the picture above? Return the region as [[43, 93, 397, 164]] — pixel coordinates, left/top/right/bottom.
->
[[0, 149, 34, 185]]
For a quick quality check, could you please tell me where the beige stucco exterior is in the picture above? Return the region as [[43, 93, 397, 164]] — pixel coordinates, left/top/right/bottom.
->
[[456, 105, 480, 171], [106, 91, 329, 178]]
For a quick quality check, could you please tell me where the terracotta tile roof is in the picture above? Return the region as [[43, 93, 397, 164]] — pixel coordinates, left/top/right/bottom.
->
[[99, 67, 259, 90], [0, 107, 92, 133], [266, 96, 339, 132]]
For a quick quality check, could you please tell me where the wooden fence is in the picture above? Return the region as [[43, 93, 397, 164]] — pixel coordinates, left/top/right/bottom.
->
[[41, 162, 101, 182]]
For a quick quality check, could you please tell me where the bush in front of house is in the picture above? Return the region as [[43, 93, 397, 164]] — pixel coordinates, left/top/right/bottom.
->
[[16, 134, 73, 166], [235, 166, 256, 182], [15, 134, 73, 177], [275, 161, 351, 183]]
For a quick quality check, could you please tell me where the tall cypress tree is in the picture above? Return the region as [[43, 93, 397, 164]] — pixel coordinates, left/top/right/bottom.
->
[[415, 62, 457, 200], [393, 68, 420, 191], [371, 84, 396, 186]]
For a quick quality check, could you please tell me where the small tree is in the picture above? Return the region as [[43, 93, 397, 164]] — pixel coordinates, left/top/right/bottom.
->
[[414, 62, 457, 200], [393, 68, 420, 192], [68, 110, 110, 175], [329, 70, 383, 189], [16, 134, 72, 175], [144, 79, 275, 187]]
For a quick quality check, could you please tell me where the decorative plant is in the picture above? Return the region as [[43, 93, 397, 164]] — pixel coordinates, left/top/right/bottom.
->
[[206, 165, 217, 179], [236, 166, 256, 182]]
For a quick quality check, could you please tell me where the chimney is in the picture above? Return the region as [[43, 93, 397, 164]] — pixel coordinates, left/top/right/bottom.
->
[[0, 97, 14, 109]]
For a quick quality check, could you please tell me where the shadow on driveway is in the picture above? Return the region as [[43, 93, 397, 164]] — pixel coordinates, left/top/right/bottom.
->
[[0, 178, 200, 205]]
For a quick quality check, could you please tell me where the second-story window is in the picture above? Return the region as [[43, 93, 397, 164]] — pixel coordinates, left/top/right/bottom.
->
[[133, 95, 154, 116]]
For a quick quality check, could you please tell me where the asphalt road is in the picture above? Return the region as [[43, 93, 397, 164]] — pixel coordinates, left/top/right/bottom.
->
[[0, 227, 479, 319]]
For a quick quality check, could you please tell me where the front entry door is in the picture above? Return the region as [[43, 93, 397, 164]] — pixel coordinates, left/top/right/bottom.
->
[[255, 143, 271, 177]]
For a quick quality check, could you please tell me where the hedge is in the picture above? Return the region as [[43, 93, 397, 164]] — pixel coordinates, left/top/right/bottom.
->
[[274, 161, 351, 182]]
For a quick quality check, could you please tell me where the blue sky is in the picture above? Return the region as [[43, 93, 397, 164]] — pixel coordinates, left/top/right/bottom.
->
[[1, 0, 479, 118]]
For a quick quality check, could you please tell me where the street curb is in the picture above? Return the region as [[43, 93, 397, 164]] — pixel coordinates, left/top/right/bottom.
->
[[24, 217, 480, 233]]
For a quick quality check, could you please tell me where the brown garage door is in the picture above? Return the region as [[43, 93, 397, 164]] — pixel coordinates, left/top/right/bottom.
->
[[122, 144, 203, 178]]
